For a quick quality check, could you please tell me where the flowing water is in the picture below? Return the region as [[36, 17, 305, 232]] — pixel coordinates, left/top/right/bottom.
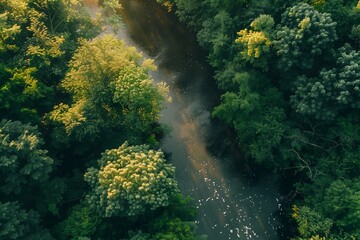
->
[[84, 1, 284, 239]]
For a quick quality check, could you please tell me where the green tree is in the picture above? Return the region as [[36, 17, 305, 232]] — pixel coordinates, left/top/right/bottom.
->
[[196, 10, 234, 69], [0, 66, 54, 124], [291, 45, 360, 120], [55, 202, 100, 240], [0, 0, 99, 123], [323, 179, 360, 232], [84, 142, 179, 217], [49, 34, 167, 143], [166, 0, 360, 239], [0, 201, 53, 240], [0, 120, 53, 195], [212, 71, 287, 168], [171, 0, 210, 30], [273, 3, 337, 71], [291, 205, 333, 239]]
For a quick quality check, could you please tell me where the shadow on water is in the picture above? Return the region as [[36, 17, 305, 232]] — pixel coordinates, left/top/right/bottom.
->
[[84, 0, 286, 239]]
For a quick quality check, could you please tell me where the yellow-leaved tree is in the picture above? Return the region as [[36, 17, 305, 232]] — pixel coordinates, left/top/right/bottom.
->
[[49, 34, 168, 142], [84, 142, 179, 217]]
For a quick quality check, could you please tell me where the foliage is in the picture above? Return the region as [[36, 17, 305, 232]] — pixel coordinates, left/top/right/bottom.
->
[[0, 120, 53, 195], [0, 201, 53, 240], [212, 71, 287, 168], [0, 66, 54, 124], [49, 34, 167, 143], [273, 3, 337, 71], [173, 0, 360, 239], [197, 10, 234, 69], [322, 179, 360, 231], [291, 45, 360, 120], [84, 142, 179, 217], [127, 194, 204, 240], [236, 14, 274, 69], [0, 0, 99, 123], [55, 202, 100, 240], [128, 219, 201, 240], [291, 205, 333, 239]]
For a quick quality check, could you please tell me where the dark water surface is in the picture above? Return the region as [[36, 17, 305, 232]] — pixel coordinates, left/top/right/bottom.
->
[[84, 1, 283, 239]]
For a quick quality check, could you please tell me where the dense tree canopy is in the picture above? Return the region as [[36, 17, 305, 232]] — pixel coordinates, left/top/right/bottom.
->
[[0, 201, 53, 240], [85, 142, 179, 217], [169, 0, 360, 239], [4, 0, 360, 239], [49, 34, 167, 143], [273, 3, 337, 71], [0, 120, 53, 195], [0, 1, 199, 239], [291, 45, 360, 120], [0, 0, 99, 124]]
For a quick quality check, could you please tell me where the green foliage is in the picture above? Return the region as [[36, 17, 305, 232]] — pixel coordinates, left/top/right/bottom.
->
[[0, 201, 53, 240], [251, 14, 276, 32], [172, 0, 210, 30], [128, 194, 204, 240], [84, 142, 179, 217], [0, 120, 53, 195], [350, 24, 360, 45], [128, 230, 151, 240], [100, 0, 123, 32], [128, 219, 200, 240], [49, 34, 166, 143], [273, 3, 337, 71], [291, 45, 360, 119], [56, 202, 100, 240], [0, 66, 54, 124], [0, 0, 99, 123], [152, 218, 198, 240], [292, 205, 333, 239], [173, 0, 360, 239], [36, 177, 66, 216], [213, 71, 286, 168], [197, 10, 234, 69], [323, 179, 360, 231]]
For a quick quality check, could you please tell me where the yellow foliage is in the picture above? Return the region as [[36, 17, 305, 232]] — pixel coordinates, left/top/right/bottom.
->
[[292, 205, 299, 219], [236, 29, 271, 59], [0, 13, 21, 52], [85, 142, 179, 217], [26, 9, 65, 60], [299, 17, 311, 31], [141, 58, 157, 71], [312, 0, 326, 7], [163, 1, 173, 12]]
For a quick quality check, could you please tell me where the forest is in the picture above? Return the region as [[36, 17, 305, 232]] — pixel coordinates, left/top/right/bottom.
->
[[0, 0, 203, 239], [1, 0, 359, 239], [157, 0, 360, 239]]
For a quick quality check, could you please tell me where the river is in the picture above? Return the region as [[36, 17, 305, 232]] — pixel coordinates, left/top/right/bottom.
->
[[84, 0, 283, 239]]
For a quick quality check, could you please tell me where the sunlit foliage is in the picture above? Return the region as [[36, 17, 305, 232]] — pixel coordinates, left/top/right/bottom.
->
[[49, 34, 167, 142], [85, 142, 179, 217], [236, 15, 274, 69]]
